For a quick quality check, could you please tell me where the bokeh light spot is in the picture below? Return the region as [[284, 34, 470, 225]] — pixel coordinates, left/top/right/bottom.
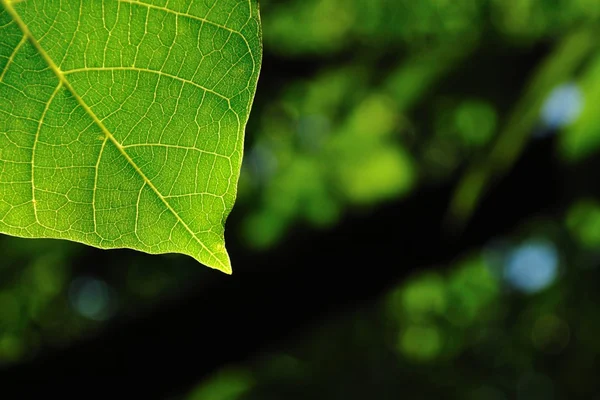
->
[[398, 324, 442, 362], [540, 83, 583, 129], [68, 277, 116, 321], [399, 273, 447, 318], [504, 240, 558, 294]]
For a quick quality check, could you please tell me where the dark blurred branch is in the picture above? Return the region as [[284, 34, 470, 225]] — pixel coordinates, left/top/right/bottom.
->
[[447, 27, 599, 228], [1, 135, 578, 399]]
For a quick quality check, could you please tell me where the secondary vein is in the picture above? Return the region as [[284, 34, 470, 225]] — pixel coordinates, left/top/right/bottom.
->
[[0, 33, 26, 82]]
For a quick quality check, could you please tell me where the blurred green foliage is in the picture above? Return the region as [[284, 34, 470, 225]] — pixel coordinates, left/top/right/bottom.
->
[[181, 234, 584, 399], [240, 69, 420, 247], [0, 236, 208, 365], [245, 0, 600, 246], [261, 0, 600, 55], [176, 0, 600, 398], [0, 238, 79, 363], [386, 256, 500, 363], [566, 200, 600, 248]]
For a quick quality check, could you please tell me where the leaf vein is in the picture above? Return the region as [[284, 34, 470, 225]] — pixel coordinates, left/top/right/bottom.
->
[[31, 81, 63, 226], [62, 66, 232, 104], [0, 33, 26, 82]]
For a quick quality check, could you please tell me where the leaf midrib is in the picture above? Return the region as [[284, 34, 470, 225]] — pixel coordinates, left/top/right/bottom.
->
[[1, 0, 228, 271]]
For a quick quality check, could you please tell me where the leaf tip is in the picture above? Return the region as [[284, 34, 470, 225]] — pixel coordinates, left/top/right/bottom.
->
[[217, 251, 233, 275], [220, 252, 233, 275], [222, 263, 233, 275], [202, 242, 233, 275], [195, 255, 232, 274]]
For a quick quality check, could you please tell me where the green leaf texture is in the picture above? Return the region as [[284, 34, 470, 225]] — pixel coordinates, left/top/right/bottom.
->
[[0, 0, 262, 273]]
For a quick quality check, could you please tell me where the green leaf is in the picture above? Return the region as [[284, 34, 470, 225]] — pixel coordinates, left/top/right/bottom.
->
[[0, 0, 262, 274]]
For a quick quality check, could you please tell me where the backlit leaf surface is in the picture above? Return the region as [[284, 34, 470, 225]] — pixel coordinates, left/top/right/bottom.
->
[[0, 0, 262, 273]]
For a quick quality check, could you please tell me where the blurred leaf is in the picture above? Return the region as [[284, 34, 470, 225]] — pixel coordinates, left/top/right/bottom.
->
[[0, 334, 23, 362], [566, 199, 600, 248], [454, 100, 498, 148], [331, 94, 415, 204], [0, 0, 262, 273], [388, 272, 447, 321], [447, 257, 499, 326], [385, 44, 475, 110], [188, 369, 254, 400], [398, 324, 443, 362]]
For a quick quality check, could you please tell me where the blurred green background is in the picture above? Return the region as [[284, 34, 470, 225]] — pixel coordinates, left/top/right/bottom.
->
[[3, 0, 600, 398]]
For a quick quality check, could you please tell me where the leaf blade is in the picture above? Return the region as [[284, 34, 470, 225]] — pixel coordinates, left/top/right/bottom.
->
[[0, 0, 262, 273]]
